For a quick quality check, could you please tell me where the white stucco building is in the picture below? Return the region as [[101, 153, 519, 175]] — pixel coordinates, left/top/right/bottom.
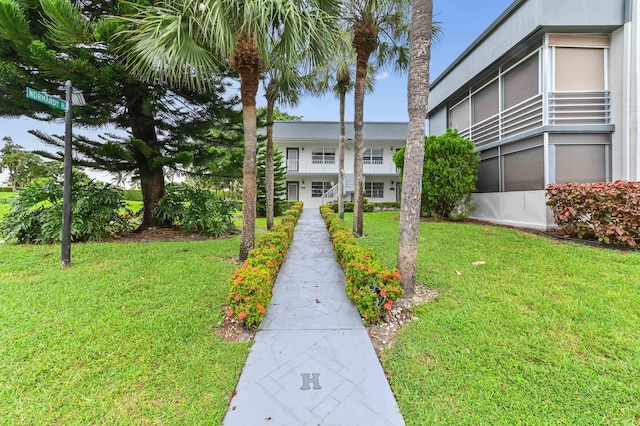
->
[[428, 0, 639, 229]]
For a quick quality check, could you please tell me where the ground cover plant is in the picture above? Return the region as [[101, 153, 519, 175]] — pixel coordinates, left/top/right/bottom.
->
[[352, 211, 640, 424], [0, 237, 250, 424]]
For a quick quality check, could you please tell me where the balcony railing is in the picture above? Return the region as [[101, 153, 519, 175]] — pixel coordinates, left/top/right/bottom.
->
[[548, 91, 611, 125], [285, 159, 399, 175], [458, 90, 611, 147]]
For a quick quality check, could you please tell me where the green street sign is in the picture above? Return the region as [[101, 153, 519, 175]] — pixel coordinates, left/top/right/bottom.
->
[[26, 87, 66, 111]]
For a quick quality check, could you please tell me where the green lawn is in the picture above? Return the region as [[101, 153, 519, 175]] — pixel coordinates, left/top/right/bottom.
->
[[0, 237, 249, 424], [354, 211, 640, 425], [0, 192, 15, 219]]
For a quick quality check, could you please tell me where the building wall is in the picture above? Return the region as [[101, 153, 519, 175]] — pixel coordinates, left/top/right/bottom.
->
[[272, 121, 407, 209], [427, 0, 636, 230]]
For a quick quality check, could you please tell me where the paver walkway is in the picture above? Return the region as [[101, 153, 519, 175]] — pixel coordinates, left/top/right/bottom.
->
[[223, 208, 405, 425]]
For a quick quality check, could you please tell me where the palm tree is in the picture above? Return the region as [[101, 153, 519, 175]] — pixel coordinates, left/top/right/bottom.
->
[[263, 59, 307, 230], [343, 0, 410, 237], [115, 0, 339, 260], [397, 0, 434, 298], [311, 29, 376, 220]]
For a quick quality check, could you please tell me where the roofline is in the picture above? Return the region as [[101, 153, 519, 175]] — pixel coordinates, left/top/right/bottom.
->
[[274, 120, 409, 125], [430, 0, 526, 88]]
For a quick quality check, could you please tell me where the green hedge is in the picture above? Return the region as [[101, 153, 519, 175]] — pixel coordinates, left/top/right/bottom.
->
[[227, 202, 304, 326], [320, 205, 403, 322], [0, 187, 13, 193]]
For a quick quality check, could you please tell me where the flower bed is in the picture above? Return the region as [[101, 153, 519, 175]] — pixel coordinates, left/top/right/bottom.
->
[[319, 205, 403, 323], [227, 202, 303, 326]]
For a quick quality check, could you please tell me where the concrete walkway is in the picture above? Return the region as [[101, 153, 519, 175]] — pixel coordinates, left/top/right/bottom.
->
[[223, 209, 405, 425]]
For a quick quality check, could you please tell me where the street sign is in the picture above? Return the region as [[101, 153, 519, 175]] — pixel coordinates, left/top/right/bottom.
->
[[26, 87, 66, 111]]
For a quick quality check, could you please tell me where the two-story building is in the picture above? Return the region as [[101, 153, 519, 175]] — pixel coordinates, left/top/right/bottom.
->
[[273, 121, 407, 209], [428, 0, 639, 229]]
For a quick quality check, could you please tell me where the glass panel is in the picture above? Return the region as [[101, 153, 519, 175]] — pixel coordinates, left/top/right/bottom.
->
[[311, 181, 331, 197], [476, 158, 500, 193], [503, 146, 544, 191], [555, 48, 605, 91], [503, 53, 539, 109], [364, 182, 384, 198], [555, 145, 607, 183], [449, 98, 470, 131], [312, 148, 335, 164], [472, 80, 499, 124], [364, 149, 383, 164]]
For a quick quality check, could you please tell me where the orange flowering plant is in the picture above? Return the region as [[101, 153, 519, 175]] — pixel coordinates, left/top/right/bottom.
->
[[227, 202, 303, 326], [320, 205, 403, 323]]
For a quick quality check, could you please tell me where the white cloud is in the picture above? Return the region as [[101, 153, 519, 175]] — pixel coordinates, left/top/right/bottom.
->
[[375, 71, 390, 80]]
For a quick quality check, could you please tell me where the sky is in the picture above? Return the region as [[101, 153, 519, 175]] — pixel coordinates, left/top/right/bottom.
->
[[1, 0, 515, 181]]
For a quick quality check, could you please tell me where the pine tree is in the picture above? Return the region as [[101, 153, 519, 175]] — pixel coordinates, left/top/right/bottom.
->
[[256, 142, 286, 217]]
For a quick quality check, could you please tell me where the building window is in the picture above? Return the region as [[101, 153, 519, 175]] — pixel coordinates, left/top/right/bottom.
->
[[312, 148, 335, 164], [311, 181, 333, 197], [476, 148, 500, 193], [364, 182, 384, 198], [554, 47, 605, 91], [363, 148, 383, 164], [503, 146, 544, 191], [449, 98, 470, 131], [472, 79, 499, 125], [503, 52, 539, 109], [555, 145, 607, 184]]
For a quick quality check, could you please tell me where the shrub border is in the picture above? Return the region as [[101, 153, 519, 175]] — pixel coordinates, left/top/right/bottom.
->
[[319, 204, 403, 323], [226, 202, 304, 326]]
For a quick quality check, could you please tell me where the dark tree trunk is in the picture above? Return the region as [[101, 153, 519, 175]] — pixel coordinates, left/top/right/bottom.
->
[[127, 93, 166, 231]]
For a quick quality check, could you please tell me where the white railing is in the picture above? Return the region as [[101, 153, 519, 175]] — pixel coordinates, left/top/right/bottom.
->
[[459, 94, 543, 147], [285, 160, 398, 175], [321, 183, 340, 205], [458, 90, 611, 147], [548, 90, 611, 125]]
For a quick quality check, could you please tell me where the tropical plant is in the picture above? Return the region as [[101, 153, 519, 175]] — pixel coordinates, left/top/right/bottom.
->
[[153, 183, 239, 237], [342, 0, 411, 237], [116, 0, 340, 261], [0, 0, 243, 231], [0, 170, 131, 243], [397, 0, 434, 297], [257, 142, 286, 218], [310, 29, 376, 220]]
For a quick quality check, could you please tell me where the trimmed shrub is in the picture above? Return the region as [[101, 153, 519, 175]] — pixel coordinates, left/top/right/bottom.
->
[[320, 205, 404, 323], [227, 202, 303, 326], [546, 181, 640, 247], [395, 129, 479, 219], [0, 172, 131, 243], [328, 199, 374, 213], [153, 183, 239, 237], [0, 187, 13, 192]]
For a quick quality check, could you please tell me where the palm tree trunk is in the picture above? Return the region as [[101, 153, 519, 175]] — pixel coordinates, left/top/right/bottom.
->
[[397, 0, 433, 298], [338, 89, 346, 220], [239, 69, 261, 262], [265, 98, 275, 230], [353, 50, 371, 237]]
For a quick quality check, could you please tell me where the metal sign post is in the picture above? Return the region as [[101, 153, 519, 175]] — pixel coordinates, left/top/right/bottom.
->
[[61, 81, 73, 268]]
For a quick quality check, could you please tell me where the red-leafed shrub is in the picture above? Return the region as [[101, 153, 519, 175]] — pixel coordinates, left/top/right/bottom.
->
[[227, 202, 303, 326], [320, 205, 404, 323], [546, 181, 640, 247]]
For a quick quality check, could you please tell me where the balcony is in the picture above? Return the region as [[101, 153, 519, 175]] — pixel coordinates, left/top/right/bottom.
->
[[458, 90, 611, 147], [285, 160, 399, 175]]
